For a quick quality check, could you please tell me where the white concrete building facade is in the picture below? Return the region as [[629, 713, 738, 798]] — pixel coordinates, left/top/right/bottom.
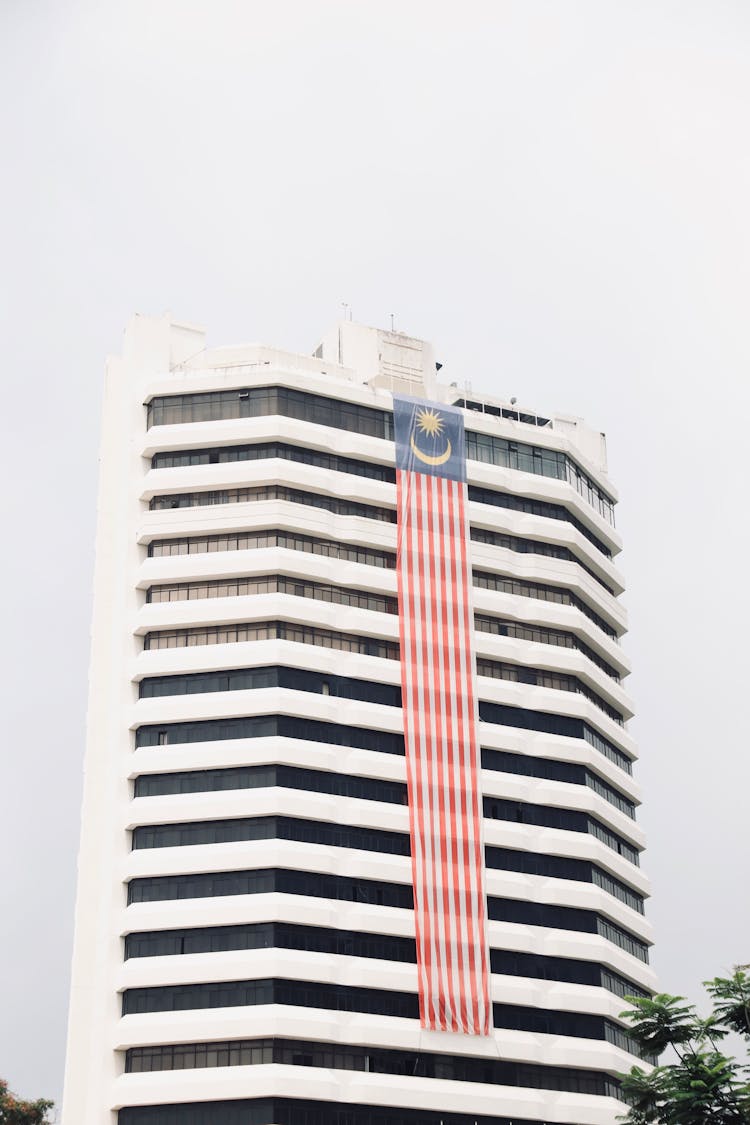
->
[[62, 315, 655, 1125]]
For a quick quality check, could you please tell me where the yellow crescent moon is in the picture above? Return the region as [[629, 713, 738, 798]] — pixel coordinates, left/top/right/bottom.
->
[[410, 432, 452, 466]]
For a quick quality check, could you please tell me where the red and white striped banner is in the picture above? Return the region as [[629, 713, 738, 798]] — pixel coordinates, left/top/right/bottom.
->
[[394, 396, 491, 1036]]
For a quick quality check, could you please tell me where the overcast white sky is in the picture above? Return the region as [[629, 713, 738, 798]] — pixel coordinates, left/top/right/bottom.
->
[[1, 0, 749, 1111]]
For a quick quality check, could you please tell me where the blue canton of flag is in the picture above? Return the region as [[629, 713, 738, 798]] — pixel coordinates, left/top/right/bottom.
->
[[393, 396, 466, 483]]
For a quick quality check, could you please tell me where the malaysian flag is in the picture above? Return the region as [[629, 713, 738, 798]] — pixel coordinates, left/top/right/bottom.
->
[[394, 395, 492, 1037]]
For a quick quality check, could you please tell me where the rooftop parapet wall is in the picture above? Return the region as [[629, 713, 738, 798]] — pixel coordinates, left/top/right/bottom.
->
[[115, 313, 610, 484]]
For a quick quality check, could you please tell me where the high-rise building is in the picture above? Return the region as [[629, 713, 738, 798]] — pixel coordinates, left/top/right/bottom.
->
[[62, 314, 655, 1125]]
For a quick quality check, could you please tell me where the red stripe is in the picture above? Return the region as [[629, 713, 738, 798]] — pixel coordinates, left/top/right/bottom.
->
[[396, 467, 491, 1037], [423, 474, 454, 1029]]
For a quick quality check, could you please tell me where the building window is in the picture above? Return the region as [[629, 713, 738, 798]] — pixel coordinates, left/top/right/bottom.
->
[[123, 918, 649, 1002], [128, 805, 644, 913], [118, 1097, 602, 1125], [473, 569, 616, 639], [125, 866, 648, 961], [133, 741, 635, 820], [145, 386, 615, 526], [123, 1033, 623, 1100], [133, 700, 633, 775], [133, 698, 633, 776], [145, 528, 621, 676], [476, 657, 623, 724], [149, 484, 396, 524], [478, 699, 633, 774], [128, 798, 639, 872], [148, 528, 396, 568], [119, 977, 649, 1060], [142, 621, 399, 660], [152, 441, 395, 481], [146, 575, 398, 615]]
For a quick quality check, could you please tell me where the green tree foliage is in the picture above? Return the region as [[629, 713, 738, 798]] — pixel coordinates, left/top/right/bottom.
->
[[619, 969, 750, 1124], [0, 1080, 53, 1125]]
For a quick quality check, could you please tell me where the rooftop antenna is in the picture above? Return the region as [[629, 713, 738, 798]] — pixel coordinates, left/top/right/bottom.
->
[[341, 302, 351, 322], [390, 313, 395, 332]]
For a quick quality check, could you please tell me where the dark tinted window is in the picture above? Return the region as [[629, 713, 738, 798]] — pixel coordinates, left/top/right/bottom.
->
[[135, 714, 404, 754], [124, 920, 648, 999], [124, 1034, 622, 1099], [126, 868, 648, 961], [135, 742, 635, 818], [120, 977, 647, 1058], [119, 1096, 580, 1125], [479, 700, 633, 774], [152, 441, 395, 481]]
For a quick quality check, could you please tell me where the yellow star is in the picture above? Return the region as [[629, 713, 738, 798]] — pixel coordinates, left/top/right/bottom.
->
[[416, 408, 444, 438]]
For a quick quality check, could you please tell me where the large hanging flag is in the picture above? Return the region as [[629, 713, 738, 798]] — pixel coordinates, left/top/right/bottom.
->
[[393, 395, 492, 1037]]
